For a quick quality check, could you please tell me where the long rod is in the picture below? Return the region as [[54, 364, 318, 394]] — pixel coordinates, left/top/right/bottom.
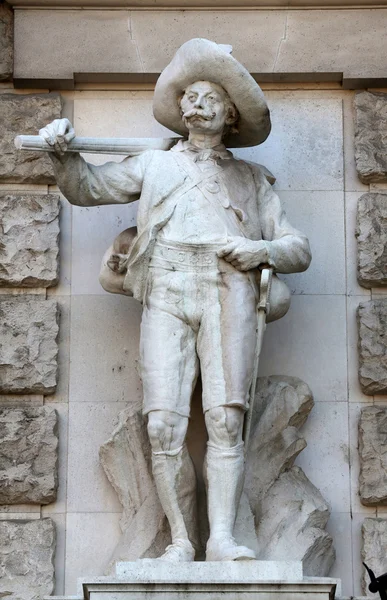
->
[[14, 135, 180, 155]]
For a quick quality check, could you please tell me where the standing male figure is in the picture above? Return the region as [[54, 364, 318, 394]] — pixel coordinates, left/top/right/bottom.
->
[[40, 39, 311, 563]]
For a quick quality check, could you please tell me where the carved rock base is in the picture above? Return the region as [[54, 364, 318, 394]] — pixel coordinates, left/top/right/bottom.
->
[[100, 376, 334, 576]]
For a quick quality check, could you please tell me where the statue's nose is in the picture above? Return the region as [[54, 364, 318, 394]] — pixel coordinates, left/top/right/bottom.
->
[[193, 97, 204, 108]]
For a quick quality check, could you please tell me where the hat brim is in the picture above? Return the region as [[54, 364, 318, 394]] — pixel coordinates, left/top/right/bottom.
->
[[153, 38, 271, 148]]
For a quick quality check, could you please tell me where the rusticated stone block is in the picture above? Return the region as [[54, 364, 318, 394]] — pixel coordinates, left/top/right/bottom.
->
[[0, 299, 59, 394], [359, 406, 387, 506], [355, 92, 387, 184], [356, 193, 387, 289], [0, 518, 55, 600], [362, 518, 387, 596], [358, 300, 387, 395], [0, 407, 58, 504], [0, 2, 13, 81], [0, 93, 62, 184], [0, 194, 60, 288]]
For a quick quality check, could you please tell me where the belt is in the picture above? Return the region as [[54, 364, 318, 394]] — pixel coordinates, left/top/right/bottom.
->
[[150, 238, 225, 271]]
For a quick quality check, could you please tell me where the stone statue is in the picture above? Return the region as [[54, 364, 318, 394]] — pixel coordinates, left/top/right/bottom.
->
[[39, 38, 311, 563]]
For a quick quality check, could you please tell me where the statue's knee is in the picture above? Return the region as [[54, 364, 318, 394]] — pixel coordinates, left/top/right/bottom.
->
[[147, 410, 188, 452], [205, 406, 244, 447]]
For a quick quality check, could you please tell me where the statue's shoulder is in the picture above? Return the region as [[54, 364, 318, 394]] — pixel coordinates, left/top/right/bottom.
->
[[238, 158, 276, 186], [141, 148, 179, 171]]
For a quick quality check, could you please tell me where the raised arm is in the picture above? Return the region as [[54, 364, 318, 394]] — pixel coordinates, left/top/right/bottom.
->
[[40, 119, 146, 207]]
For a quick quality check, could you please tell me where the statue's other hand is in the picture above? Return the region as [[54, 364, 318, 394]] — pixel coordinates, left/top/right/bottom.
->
[[39, 118, 75, 157], [217, 237, 269, 271]]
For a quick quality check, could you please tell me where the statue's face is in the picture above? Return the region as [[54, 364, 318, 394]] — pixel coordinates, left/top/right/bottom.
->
[[180, 81, 237, 136]]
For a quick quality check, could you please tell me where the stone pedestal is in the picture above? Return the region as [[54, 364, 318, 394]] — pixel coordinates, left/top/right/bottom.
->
[[51, 562, 338, 600]]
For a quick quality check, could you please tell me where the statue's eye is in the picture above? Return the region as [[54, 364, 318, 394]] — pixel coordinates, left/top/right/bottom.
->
[[188, 95, 196, 102]]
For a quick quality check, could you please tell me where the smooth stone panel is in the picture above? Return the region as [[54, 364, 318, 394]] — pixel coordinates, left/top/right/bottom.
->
[[14, 10, 141, 79], [355, 92, 387, 184], [69, 295, 142, 405], [13, 8, 387, 87], [295, 401, 350, 513], [0, 406, 58, 504], [130, 10, 286, 74], [0, 193, 60, 287], [0, 298, 59, 394], [356, 193, 387, 288], [278, 191, 345, 295], [116, 560, 303, 582], [0, 2, 13, 81], [259, 295, 347, 404], [67, 402, 127, 512], [358, 299, 387, 395], [0, 93, 62, 184], [325, 512, 353, 598], [0, 518, 55, 600], [359, 406, 387, 506], [235, 95, 343, 191], [65, 512, 121, 595], [275, 10, 387, 81]]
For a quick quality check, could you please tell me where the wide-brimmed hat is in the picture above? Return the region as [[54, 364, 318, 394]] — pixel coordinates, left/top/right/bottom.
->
[[153, 38, 271, 148]]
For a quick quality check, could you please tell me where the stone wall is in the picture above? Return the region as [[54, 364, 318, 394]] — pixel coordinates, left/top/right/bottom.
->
[[353, 91, 387, 597], [0, 34, 61, 597], [1, 7, 387, 599]]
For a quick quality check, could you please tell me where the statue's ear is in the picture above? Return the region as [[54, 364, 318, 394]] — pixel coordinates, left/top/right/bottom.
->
[[225, 104, 239, 126]]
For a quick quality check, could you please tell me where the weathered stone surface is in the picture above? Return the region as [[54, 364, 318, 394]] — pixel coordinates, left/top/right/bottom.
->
[[100, 376, 334, 575], [0, 194, 60, 288], [359, 406, 387, 506], [358, 300, 387, 395], [356, 193, 387, 289], [0, 2, 13, 81], [243, 376, 335, 575], [362, 518, 387, 596], [100, 408, 198, 567], [0, 299, 59, 394], [355, 92, 387, 184], [0, 518, 55, 600], [0, 407, 58, 504], [0, 93, 62, 184]]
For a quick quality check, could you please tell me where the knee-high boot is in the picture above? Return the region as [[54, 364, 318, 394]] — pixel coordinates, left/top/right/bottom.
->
[[152, 445, 195, 561], [205, 441, 256, 561]]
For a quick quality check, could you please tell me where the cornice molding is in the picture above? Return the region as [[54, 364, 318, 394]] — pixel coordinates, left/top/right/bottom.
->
[[7, 0, 387, 7]]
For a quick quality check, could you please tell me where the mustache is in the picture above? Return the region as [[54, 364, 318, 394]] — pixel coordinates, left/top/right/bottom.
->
[[182, 109, 216, 121]]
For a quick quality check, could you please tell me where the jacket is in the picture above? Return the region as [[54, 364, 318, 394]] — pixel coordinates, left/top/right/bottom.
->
[[51, 144, 311, 302]]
